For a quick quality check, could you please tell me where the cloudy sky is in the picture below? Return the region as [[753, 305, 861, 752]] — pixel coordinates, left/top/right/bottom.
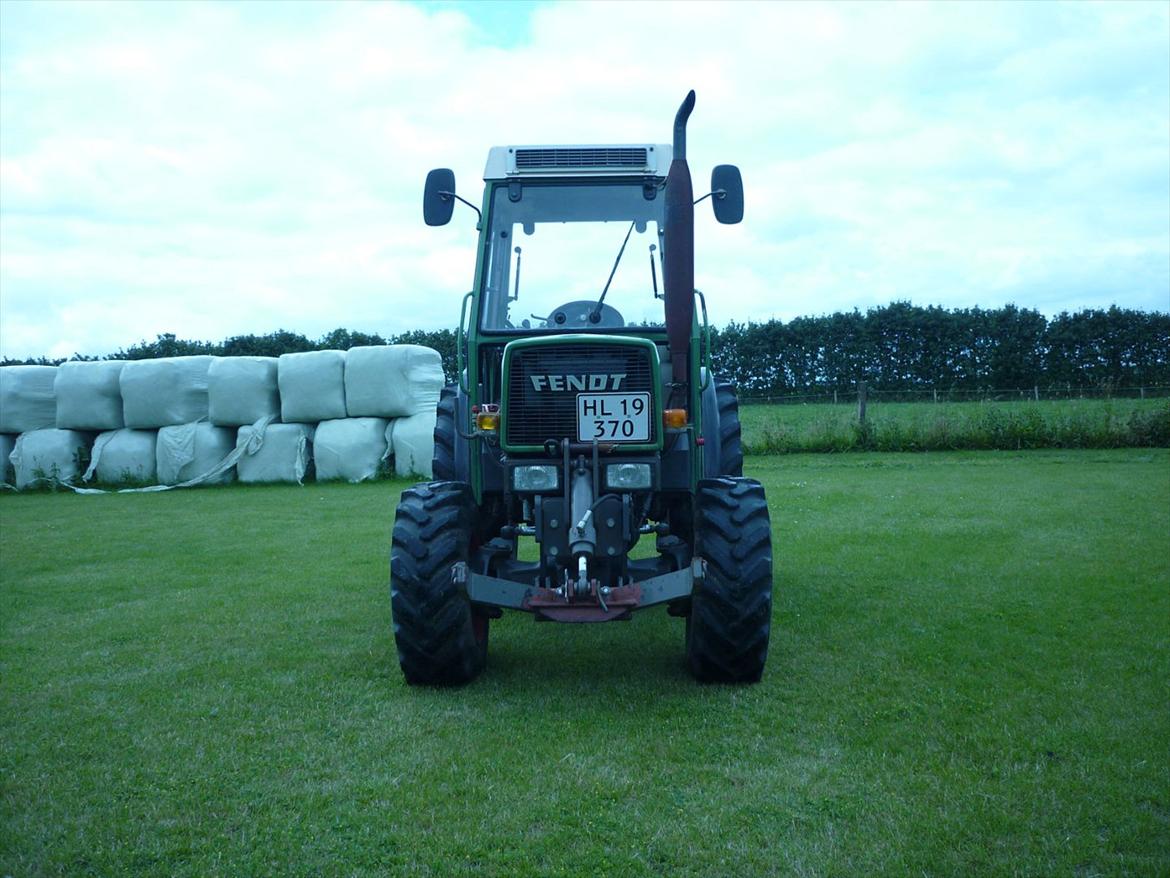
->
[[1, 0, 1167, 360]]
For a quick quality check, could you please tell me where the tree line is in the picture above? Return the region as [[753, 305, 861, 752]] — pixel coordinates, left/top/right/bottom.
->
[[2, 328, 461, 382], [3, 303, 1167, 393], [710, 303, 1170, 395]]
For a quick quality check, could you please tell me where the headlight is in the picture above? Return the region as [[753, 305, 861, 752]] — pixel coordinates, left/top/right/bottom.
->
[[606, 463, 652, 490], [512, 465, 559, 492]]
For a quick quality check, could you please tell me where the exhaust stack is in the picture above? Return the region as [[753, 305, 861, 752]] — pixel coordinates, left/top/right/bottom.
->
[[663, 90, 696, 388]]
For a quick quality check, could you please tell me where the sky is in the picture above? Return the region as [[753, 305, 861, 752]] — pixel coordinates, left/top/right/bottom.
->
[[1, 0, 1167, 360]]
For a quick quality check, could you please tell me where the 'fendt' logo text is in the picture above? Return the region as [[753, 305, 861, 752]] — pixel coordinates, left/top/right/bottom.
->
[[530, 374, 626, 392]]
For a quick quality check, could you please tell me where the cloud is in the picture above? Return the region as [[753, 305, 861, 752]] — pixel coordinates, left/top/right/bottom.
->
[[0, 0, 1167, 358]]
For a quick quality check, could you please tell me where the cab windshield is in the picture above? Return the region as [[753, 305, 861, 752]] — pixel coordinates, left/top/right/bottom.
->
[[479, 180, 666, 332]]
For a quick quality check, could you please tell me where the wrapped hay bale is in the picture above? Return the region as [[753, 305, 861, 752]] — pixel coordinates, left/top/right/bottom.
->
[[344, 345, 444, 418], [208, 357, 281, 426], [278, 350, 346, 423], [0, 365, 58, 434], [389, 411, 436, 478], [55, 360, 126, 430], [156, 422, 236, 486], [121, 356, 215, 429], [0, 434, 15, 484], [236, 423, 314, 484], [10, 429, 92, 489], [84, 428, 157, 485], [313, 418, 392, 483]]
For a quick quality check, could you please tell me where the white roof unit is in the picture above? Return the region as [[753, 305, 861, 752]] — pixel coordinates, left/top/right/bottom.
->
[[484, 144, 673, 180]]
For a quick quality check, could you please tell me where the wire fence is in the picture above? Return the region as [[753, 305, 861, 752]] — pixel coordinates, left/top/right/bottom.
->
[[739, 385, 1170, 406]]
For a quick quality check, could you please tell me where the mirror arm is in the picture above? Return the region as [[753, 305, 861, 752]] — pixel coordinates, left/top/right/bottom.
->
[[692, 188, 727, 207], [439, 190, 482, 224]]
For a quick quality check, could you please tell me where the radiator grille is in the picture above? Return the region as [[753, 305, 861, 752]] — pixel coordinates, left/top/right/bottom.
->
[[505, 344, 656, 447], [514, 147, 649, 171]]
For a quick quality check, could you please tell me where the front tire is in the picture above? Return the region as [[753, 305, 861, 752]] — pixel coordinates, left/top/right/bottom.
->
[[391, 481, 486, 685], [686, 477, 772, 683]]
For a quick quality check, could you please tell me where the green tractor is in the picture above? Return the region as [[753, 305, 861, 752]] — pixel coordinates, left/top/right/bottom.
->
[[391, 91, 772, 685]]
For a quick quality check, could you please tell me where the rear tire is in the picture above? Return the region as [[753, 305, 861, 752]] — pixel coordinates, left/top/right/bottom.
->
[[715, 379, 743, 477], [686, 477, 772, 683], [391, 481, 486, 685], [432, 385, 457, 482]]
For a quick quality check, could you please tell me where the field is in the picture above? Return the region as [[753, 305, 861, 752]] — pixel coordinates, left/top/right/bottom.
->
[[2, 450, 1169, 876], [739, 397, 1170, 454]]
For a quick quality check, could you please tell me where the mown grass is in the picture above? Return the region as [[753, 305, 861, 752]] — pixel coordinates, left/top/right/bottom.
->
[[2, 451, 1168, 876], [740, 397, 1170, 454]]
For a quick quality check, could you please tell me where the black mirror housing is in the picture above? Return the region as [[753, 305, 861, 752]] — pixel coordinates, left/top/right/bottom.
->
[[711, 164, 744, 225], [424, 168, 456, 226]]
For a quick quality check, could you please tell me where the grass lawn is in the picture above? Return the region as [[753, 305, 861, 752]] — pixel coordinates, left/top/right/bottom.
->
[[2, 450, 1168, 876], [739, 397, 1170, 453]]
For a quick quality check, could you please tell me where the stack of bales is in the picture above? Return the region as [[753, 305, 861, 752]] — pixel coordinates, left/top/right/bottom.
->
[[223, 355, 311, 484], [119, 355, 235, 486], [56, 360, 148, 485], [277, 345, 443, 483], [1, 365, 83, 489], [1, 344, 443, 490], [345, 345, 443, 479]]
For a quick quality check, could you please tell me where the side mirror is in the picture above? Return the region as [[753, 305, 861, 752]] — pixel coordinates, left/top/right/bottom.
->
[[710, 164, 744, 225], [423, 168, 456, 226]]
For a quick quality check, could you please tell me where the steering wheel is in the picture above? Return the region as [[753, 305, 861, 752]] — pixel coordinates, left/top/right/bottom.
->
[[545, 300, 625, 329]]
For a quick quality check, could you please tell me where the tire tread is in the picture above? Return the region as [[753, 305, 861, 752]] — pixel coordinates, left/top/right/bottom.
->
[[390, 480, 484, 685], [715, 380, 744, 477], [432, 386, 457, 482], [686, 476, 772, 683]]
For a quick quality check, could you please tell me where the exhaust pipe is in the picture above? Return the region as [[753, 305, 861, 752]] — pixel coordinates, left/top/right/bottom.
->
[[663, 90, 696, 389]]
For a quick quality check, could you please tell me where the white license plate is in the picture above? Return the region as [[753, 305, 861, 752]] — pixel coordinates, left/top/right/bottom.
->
[[577, 392, 651, 442]]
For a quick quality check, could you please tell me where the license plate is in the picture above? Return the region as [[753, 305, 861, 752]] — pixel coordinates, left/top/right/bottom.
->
[[577, 392, 651, 442]]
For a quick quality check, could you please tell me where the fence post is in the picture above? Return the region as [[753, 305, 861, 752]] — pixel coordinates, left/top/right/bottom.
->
[[933, 388, 938, 404], [857, 380, 867, 424], [1141, 386, 1145, 400], [1034, 386, 1039, 401], [833, 389, 838, 405]]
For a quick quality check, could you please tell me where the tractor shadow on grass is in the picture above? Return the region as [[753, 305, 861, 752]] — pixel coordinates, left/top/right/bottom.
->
[[471, 608, 727, 696], [361, 609, 777, 704], [486, 623, 691, 686]]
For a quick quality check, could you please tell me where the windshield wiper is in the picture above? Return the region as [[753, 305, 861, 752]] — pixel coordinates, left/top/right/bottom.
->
[[511, 246, 522, 301], [589, 221, 636, 324]]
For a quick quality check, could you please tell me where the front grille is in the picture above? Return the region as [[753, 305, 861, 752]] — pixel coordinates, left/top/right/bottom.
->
[[506, 343, 656, 447], [514, 147, 649, 171]]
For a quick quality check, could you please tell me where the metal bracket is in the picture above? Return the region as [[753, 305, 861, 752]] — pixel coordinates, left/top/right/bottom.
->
[[459, 562, 699, 617], [637, 562, 701, 607], [461, 565, 540, 609]]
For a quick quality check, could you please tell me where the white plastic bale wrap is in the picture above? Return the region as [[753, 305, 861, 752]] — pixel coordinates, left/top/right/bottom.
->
[[0, 434, 15, 484], [54, 360, 126, 430], [278, 350, 346, 423], [344, 345, 444, 418], [0, 366, 58, 433], [389, 412, 436, 478], [121, 356, 216, 429], [156, 422, 237, 486], [10, 429, 93, 489], [236, 423, 314, 484], [313, 418, 392, 483], [84, 429, 157, 484], [208, 357, 281, 426]]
